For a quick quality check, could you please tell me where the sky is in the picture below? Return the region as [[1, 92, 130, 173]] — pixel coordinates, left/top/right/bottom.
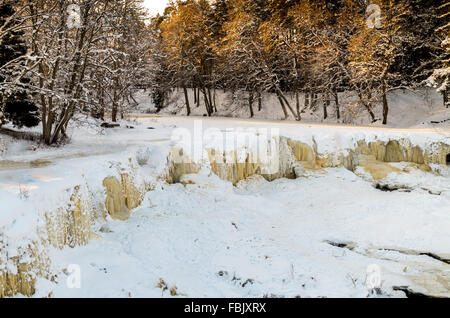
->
[[143, 0, 169, 15]]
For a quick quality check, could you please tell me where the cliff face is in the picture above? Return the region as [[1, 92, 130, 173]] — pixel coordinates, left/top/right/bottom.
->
[[168, 135, 449, 184]]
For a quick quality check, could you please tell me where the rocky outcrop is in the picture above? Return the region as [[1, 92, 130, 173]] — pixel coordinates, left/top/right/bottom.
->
[[343, 140, 448, 180], [168, 136, 449, 184], [103, 177, 130, 221], [206, 142, 294, 185], [285, 138, 449, 181], [167, 137, 297, 185], [166, 147, 202, 183], [103, 173, 145, 220]]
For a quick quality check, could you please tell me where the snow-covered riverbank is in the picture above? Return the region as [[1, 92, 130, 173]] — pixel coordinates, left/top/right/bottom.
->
[[35, 167, 450, 298], [1, 116, 449, 298]]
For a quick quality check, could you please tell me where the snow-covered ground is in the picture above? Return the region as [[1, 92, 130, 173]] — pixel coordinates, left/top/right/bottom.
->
[[133, 88, 450, 129], [35, 167, 450, 298], [1, 116, 449, 298]]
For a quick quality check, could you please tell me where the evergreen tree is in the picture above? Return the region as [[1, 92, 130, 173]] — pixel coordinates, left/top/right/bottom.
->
[[0, 2, 39, 128]]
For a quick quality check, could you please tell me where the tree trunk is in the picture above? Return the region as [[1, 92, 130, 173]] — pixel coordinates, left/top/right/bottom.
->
[[129, 92, 138, 106], [196, 88, 200, 107], [443, 89, 448, 108], [201, 87, 212, 116], [213, 88, 217, 113], [323, 93, 329, 120], [310, 91, 318, 111], [111, 106, 117, 122], [112, 89, 118, 122], [277, 95, 288, 120], [0, 96, 4, 128], [207, 88, 215, 113], [358, 90, 376, 122], [295, 91, 301, 120], [276, 89, 300, 121], [248, 91, 254, 118], [382, 82, 388, 125], [258, 91, 262, 111], [334, 88, 340, 120], [305, 90, 310, 109], [183, 85, 191, 116], [96, 85, 105, 120]]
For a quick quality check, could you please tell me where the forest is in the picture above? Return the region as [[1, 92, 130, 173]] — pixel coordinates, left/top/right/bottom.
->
[[0, 0, 449, 145]]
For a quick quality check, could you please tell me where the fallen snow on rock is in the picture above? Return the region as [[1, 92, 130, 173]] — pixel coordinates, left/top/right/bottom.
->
[[0, 116, 448, 298], [34, 166, 450, 298]]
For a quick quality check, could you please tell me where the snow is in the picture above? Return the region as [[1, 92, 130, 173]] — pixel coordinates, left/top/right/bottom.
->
[[0, 115, 449, 298], [133, 88, 450, 129], [34, 167, 450, 298]]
